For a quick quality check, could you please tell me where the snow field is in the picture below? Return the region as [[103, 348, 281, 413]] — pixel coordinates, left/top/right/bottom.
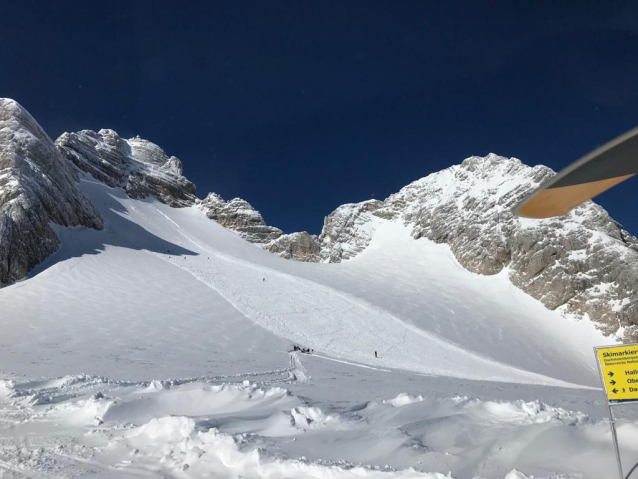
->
[[0, 369, 636, 478], [0, 178, 632, 477]]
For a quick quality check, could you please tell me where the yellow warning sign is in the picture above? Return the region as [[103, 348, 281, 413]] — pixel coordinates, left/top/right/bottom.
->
[[595, 344, 638, 403]]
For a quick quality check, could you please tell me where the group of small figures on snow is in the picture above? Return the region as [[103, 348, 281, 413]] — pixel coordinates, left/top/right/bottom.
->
[[292, 345, 313, 354]]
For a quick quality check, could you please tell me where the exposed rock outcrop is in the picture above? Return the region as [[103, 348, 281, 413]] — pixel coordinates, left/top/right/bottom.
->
[[268, 231, 321, 262], [316, 200, 383, 262], [265, 200, 381, 263], [258, 154, 638, 340], [316, 154, 638, 341], [0, 99, 103, 286], [198, 193, 282, 244], [56, 130, 196, 207]]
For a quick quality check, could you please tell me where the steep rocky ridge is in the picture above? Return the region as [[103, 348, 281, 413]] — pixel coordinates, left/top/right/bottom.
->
[[374, 154, 638, 340], [56, 129, 196, 207], [272, 154, 638, 341], [268, 200, 382, 263], [267, 231, 321, 262], [198, 192, 282, 244], [0, 99, 103, 286]]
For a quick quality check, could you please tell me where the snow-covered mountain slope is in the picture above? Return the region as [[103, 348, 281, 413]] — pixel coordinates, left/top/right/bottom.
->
[[0, 99, 103, 286], [0, 177, 632, 478], [377, 155, 638, 341], [1, 98, 637, 477], [0, 178, 604, 386], [2, 98, 636, 343], [260, 155, 638, 342]]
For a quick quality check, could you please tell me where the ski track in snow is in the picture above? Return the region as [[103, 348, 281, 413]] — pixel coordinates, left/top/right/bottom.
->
[[310, 354, 393, 372]]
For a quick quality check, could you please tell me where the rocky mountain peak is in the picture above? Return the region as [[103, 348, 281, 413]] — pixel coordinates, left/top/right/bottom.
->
[[56, 129, 196, 207], [0, 98, 103, 286], [263, 153, 638, 341], [375, 154, 638, 340]]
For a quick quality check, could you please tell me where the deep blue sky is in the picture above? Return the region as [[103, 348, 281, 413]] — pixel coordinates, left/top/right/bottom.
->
[[2, 1, 637, 234]]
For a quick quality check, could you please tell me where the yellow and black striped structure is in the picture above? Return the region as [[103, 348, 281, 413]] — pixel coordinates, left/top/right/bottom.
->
[[513, 126, 638, 218]]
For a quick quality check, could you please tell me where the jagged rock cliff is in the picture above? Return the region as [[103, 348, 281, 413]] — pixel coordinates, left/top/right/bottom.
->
[[0, 99, 103, 286], [198, 193, 283, 243], [56, 129, 196, 207], [269, 154, 638, 340], [268, 200, 383, 263], [268, 231, 321, 262], [371, 155, 638, 340]]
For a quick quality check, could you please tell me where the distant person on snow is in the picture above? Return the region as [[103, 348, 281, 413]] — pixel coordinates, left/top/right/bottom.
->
[[263, 278, 265, 282], [375, 351, 378, 358]]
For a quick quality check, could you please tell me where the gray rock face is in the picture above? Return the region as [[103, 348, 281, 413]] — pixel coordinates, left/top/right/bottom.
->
[[56, 130, 196, 207], [0, 99, 103, 286], [268, 231, 321, 262], [260, 153, 638, 340], [316, 200, 383, 262], [264, 200, 382, 263], [198, 192, 282, 243], [370, 154, 637, 341]]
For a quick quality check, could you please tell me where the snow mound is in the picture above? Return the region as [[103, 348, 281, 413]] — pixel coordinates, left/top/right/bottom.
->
[[0, 380, 14, 399], [291, 406, 336, 428], [44, 380, 295, 427], [384, 393, 425, 407], [125, 416, 451, 479], [460, 398, 589, 426], [131, 415, 196, 442], [0, 369, 632, 478]]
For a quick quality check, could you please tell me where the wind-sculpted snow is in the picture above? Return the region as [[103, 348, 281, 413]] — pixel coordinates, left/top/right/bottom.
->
[[56, 128, 197, 207], [0, 98, 103, 286], [0, 368, 633, 478]]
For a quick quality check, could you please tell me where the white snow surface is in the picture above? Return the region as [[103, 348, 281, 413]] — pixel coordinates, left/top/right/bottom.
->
[[0, 178, 634, 478]]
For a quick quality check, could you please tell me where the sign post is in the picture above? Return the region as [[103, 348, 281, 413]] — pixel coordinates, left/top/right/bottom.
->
[[594, 343, 638, 479]]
